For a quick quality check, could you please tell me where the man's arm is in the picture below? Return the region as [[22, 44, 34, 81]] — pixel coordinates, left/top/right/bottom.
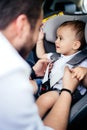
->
[[43, 66, 79, 130]]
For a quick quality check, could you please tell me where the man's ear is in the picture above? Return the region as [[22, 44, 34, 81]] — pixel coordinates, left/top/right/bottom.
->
[[73, 40, 81, 50], [15, 14, 30, 36]]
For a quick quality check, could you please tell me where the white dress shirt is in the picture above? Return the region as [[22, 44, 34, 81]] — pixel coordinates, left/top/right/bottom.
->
[[0, 33, 53, 130]]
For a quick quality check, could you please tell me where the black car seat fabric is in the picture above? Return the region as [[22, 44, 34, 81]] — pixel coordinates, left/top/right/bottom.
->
[[43, 14, 87, 130], [68, 93, 87, 130], [85, 23, 87, 43]]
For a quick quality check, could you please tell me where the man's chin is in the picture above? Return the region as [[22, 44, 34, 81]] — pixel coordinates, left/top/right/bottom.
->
[[19, 44, 36, 59], [18, 49, 29, 59]]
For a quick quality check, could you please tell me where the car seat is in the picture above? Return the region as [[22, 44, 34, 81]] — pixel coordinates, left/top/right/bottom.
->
[[43, 14, 87, 130], [43, 14, 87, 52]]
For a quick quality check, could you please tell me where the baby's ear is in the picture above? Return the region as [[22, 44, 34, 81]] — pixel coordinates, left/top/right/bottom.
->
[[73, 41, 81, 50]]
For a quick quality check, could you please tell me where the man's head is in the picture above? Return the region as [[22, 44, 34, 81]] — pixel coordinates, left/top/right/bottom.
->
[[0, 0, 43, 30], [0, 0, 43, 57]]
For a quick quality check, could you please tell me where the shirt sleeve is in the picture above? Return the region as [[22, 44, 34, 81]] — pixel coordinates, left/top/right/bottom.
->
[[0, 66, 54, 130]]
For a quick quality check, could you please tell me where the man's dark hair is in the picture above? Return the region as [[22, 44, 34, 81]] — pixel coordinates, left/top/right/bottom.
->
[[0, 0, 43, 30], [59, 20, 86, 50]]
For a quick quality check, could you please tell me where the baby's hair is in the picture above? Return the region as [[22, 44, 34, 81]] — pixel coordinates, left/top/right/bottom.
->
[[59, 20, 86, 50]]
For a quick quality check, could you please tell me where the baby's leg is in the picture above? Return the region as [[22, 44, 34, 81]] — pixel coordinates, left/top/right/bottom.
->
[[36, 90, 59, 118]]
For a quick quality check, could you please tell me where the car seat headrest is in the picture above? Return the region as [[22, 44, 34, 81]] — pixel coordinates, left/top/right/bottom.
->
[[43, 15, 87, 44]]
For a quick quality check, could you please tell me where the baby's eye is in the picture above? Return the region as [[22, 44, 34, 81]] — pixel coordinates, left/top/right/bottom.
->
[[56, 35, 62, 40], [60, 37, 62, 40], [58, 36, 62, 40]]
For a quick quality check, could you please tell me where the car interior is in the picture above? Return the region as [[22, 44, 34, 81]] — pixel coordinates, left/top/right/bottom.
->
[[43, 14, 87, 130], [26, 0, 87, 129]]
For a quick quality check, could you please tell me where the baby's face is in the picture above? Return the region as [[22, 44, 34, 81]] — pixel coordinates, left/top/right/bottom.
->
[[55, 25, 77, 56]]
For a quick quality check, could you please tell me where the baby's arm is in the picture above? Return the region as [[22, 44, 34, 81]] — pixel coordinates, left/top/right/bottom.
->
[[71, 67, 87, 81], [36, 27, 46, 59]]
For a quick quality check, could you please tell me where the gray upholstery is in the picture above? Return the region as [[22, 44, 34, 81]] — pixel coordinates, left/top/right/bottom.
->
[[69, 93, 87, 123], [85, 23, 87, 42], [43, 14, 87, 43]]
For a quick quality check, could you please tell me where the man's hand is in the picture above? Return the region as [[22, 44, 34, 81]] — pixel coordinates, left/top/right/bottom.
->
[[63, 66, 79, 93], [33, 58, 50, 77]]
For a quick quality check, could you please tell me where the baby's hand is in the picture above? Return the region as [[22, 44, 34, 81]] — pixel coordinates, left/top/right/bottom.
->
[[71, 67, 87, 81], [37, 24, 45, 41], [38, 29, 44, 41]]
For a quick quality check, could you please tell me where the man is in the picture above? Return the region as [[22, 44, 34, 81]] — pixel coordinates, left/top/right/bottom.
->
[[0, 0, 79, 130]]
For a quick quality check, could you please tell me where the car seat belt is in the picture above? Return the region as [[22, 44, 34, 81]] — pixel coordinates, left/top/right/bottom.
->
[[50, 49, 87, 65], [67, 49, 87, 65], [39, 49, 87, 95]]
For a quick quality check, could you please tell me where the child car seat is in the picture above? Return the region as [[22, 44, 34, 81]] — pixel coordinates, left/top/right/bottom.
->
[[43, 14, 87, 130], [43, 14, 87, 52]]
